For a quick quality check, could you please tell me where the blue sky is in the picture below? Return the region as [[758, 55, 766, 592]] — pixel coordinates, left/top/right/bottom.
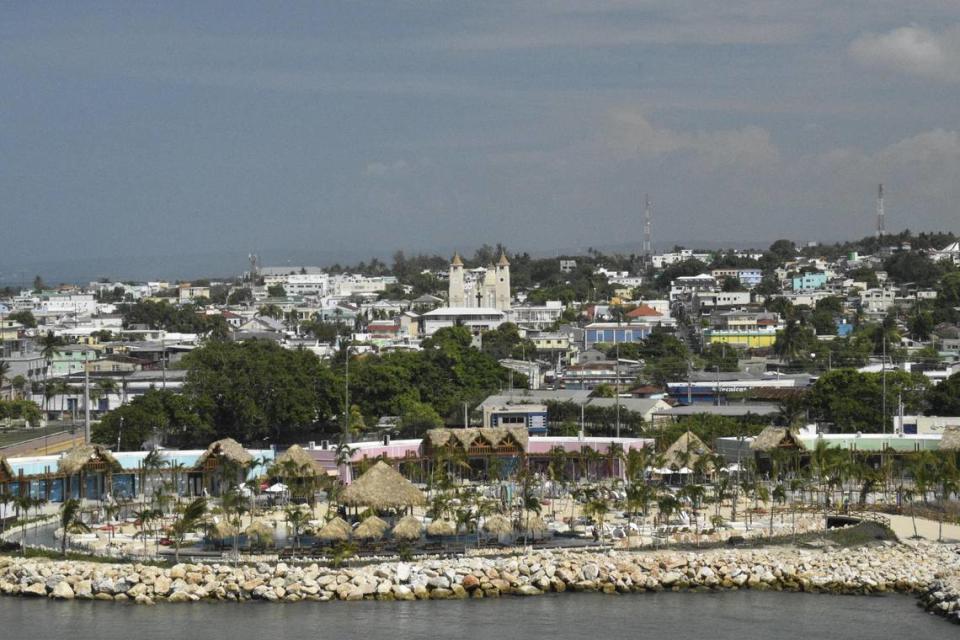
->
[[2, 2, 959, 278]]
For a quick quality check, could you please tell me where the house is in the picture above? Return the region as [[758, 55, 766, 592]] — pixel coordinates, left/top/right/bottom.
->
[[482, 402, 549, 435], [178, 284, 210, 303], [419, 307, 506, 336], [792, 272, 828, 291], [584, 322, 653, 349]]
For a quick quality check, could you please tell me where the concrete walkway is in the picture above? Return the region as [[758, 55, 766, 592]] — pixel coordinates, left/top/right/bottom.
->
[[887, 514, 960, 543]]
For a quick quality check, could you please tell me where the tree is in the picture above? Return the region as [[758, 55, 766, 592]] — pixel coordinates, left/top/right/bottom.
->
[[169, 497, 207, 563], [32, 275, 46, 292], [93, 389, 202, 449], [58, 499, 90, 556], [397, 399, 444, 437], [6, 310, 37, 328], [182, 340, 339, 445], [480, 323, 535, 360], [768, 239, 796, 259], [266, 284, 286, 298], [805, 369, 929, 432], [927, 372, 960, 416]]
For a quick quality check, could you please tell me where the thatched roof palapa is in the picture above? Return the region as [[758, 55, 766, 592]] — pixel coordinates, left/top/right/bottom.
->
[[353, 515, 389, 540], [426, 519, 456, 537], [245, 519, 274, 542], [482, 514, 513, 535], [425, 427, 529, 451], [521, 513, 548, 534], [273, 444, 322, 476], [940, 425, 960, 451], [341, 461, 427, 509], [317, 517, 352, 541], [662, 431, 712, 471], [195, 438, 253, 470], [0, 456, 14, 482], [58, 444, 122, 476], [750, 426, 806, 452], [391, 515, 423, 541], [212, 519, 238, 539]]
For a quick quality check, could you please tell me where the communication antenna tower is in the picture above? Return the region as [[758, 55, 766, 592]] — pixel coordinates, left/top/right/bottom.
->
[[876, 184, 885, 238], [643, 194, 652, 258]]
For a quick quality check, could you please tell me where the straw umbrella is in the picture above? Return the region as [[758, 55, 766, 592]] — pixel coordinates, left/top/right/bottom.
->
[[341, 461, 426, 512], [391, 515, 423, 541], [317, 517, 352, 542], [482, 514, 513, 536], [354, 515, 389, 541], [245, 519, 274, 548], [212, 519, 238, 540], [522, 513, 549, 541], [426, 519, 456, 537]]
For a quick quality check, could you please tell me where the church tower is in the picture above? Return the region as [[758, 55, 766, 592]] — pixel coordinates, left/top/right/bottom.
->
[[448, 253, 465, 307], [495, 251, 511, 311]]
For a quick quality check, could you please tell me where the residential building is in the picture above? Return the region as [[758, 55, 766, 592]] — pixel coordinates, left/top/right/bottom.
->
[[419, 307, 506, 336], [792, 272, 828, 290]]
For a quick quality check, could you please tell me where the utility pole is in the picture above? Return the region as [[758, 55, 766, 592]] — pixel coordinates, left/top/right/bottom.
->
[[463, 401, 469, 429], [83, 364, 91, 445], [881, 335, 887, 434], [715, 365, 720, 407], [343, 341, 350, 442], [161, 333, 166, 390], [642, 194, 652, 260]]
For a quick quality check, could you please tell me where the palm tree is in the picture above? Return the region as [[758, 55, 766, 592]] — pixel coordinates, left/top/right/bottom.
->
[[0, 360, 10, 399], [58, 499, 90, 556], [936, 453, 959, 542], [12, 494, 34, 554], [583, 495, 609, 542], [285, 505, 309, 550], [132, 507, 159, 557], [0, 493, 10, 534], [221, 487, 249, 565], [170, 497, 207, 563]]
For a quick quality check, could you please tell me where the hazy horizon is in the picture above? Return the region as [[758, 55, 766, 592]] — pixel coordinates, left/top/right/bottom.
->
[[2, 3, 959, 281]]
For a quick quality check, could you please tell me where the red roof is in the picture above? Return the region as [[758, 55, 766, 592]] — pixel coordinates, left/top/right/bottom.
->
[[626, 304, 662, 319]]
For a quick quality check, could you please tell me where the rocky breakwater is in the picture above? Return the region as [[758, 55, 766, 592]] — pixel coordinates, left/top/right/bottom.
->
[[919, 571, 960, 625], [0, 541, 957, 609]]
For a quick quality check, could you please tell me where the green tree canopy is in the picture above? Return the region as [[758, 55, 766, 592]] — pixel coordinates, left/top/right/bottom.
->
[[182, 339, 339, 445], [92, 389, 202, 449], [805, 368, 929, 432]]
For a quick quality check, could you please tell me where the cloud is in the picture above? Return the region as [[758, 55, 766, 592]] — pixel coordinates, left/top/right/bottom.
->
[[606, 109, 780, 169], [849, 25, 960, 82]]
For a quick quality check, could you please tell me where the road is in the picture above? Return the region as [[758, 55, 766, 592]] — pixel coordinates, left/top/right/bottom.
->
[[0, 429, 85, 457]]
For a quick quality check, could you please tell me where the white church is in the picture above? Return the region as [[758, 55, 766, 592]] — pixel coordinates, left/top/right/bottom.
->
[[418, 251, 512, 335]]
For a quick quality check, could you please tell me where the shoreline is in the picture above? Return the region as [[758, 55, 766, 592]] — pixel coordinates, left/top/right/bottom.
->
[[2, 540, 959, 624]]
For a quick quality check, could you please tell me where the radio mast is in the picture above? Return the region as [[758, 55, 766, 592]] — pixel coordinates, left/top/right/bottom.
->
[[876, 184, 885, 238]]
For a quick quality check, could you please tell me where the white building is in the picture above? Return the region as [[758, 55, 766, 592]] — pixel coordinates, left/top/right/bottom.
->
[[420, 307, 506, 336], [448, 252, 511, 311]]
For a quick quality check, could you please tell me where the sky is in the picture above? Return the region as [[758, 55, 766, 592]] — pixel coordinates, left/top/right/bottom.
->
[[1, 2, 959, 281]]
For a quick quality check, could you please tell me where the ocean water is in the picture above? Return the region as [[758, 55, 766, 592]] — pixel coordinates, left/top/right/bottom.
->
[[0, 590, 953, 640]]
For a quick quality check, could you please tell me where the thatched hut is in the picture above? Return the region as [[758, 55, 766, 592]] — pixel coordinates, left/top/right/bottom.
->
[[341, 461, 426, 511], [0, 456, 14, 485], [940, 426, 960, 451], [57, 445, 122, 500], [317, 517, 352, 541], [273, 444, 322, 476], [426, 519, 456, 537], [212, 519, 238, 539], [662, 431, 712, 473], [391, 515, 423, 541], [482, 514, 513, 536], [245, 520, 274, 547], [521, 513, 548, 535], [194, 438, 253, 495], [424, 427, 528, 454], [353, 515, 389, 540], [751, 426, 805, 452]]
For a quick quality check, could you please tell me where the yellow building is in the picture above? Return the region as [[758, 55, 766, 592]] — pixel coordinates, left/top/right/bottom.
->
[[705, 329, 777, 348]]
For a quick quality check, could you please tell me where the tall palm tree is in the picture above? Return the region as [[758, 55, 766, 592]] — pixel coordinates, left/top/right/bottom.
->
[[285, 505, 309, 550], [170, 497, 207, 563], [58, 499, 90, 556], [12, 494, 34, 554], [0, 360, 10, 399]]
